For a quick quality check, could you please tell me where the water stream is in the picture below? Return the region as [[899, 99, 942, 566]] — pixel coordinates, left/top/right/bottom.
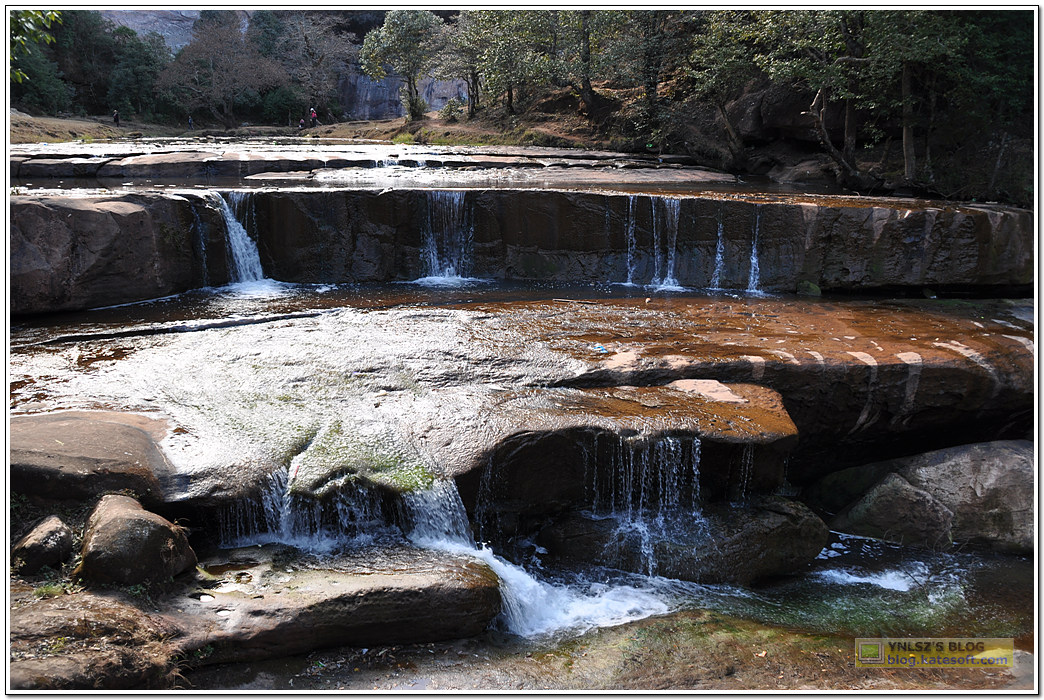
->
[[214, 192, 265, 283]]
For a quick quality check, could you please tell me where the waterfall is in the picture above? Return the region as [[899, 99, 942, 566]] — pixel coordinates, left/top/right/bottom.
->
[[407, 475, 675, 639], [213, 192, 265, 283], [189, 203, 209, 287], [746, 205, 762, 293], [650, 198, 682, 290], [418, 190, 474, 284], [624, 195, 638, 286], [591, 434, 706, 576], [710, 214, 725, 290]]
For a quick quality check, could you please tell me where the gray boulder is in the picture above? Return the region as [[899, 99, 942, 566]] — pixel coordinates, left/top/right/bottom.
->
[[537, 496, 830, 585], [76, 495, 197, 585], [12, 515, 75, 575], [826, 440, 1033, 552]]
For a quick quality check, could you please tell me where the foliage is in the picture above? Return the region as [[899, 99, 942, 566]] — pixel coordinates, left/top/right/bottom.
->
[[272, 11, 356, 117], [10, 9, 62, 83], [157, 11, 287, 128], [9, 41, 71, 115], [107, 29, 171, 118], [438, 97, 464, 122], [360, 10, 443, 121]]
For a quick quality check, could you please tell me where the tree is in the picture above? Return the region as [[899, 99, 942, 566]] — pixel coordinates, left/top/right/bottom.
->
[[439, 10, 486, 118], [49, 11, 119, 114], [107, 28, 171, 118], [360, 10, 443, 121], [10, 41, 71, 114], [274, 12, 356, 118], [10, 9, 62, 83], [157, 11, 287, 128], [687, 10, 762, 162]]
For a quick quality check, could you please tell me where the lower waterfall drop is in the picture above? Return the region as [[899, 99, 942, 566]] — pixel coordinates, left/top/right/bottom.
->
[[213, 192, 265, 283], [650, 197, 683, 290], [710, 213, 726, 290], [747, 204, 762, 294], [418, 190, 475, 284]]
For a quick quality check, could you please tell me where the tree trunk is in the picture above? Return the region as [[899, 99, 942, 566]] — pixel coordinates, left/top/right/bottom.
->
[[506, 84, 514, 113], [843, 98, 857, 165], [467, 70, 479, 118], [901, 61, 916, 181], [716, 101, 743, 158], [578, 11, 595, 113]]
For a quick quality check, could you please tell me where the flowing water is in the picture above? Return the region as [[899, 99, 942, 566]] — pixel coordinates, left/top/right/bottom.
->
[[8, 175, 1033, 681]]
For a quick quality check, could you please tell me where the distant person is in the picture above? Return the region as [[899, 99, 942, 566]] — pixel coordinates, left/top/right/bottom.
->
[[188, 115, 194, 130], [113, 110, 120, 128], [310, 107, 317, 128], [299, 117, 306, 130]]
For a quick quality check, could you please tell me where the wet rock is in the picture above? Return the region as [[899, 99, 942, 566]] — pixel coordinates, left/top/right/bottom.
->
[[537, 496, 830, 585], [12, 515, 74, 575], [449, 382, 799, 529], [10, 412, 173, 507], [825, 440, 1034, 553], [830, 473, 955, 549], [10, 192, 226, 314], [8, 590, 180, 690], [165, 545, 501, 664], [76, 495, 197, 585]]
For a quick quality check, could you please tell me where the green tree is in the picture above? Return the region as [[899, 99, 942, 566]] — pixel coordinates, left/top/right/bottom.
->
[[360, 10, 443, 121], [10, 9, 62, 83], [438, 10, 486, 118], [106, 28, 171, 118], [10, 41, 71, 114], [49, 11, 118, 114], [687, 10, 761, 162]]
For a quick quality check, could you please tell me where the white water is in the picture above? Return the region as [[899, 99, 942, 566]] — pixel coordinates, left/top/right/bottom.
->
[[746, 205, 762, 293], [650, 198, 684, 291], [624, 195, 638, 286], [420, 190, 476, 285], [214, 192, 265, 283], [710, 217, 726, 290], [406, 478, 678, 639]]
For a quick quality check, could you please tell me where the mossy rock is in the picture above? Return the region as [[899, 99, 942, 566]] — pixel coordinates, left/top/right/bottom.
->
[[289, 422, 435, 498]]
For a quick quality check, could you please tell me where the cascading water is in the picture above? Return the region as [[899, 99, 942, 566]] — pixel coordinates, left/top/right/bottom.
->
[[213, 192, 265, 283], [590, 434, 707, 576], [710, 212, 726, 290], [746, 205, 762, 294], [417, 190, 477, 285], [650, 198, 683, 291], [624, 195, 638, 286]]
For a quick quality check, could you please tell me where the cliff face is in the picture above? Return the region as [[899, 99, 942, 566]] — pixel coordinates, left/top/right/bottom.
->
[[98, 10, 203, 51]]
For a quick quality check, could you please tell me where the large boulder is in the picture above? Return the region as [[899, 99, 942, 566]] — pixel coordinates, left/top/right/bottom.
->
[[10, 412, 173, 507], [830, 473, 955, 549], [537, 496, 830, 586], [76, 495, 197, 585], [164, 545, 502, 664], [9, 192, 227, 314], [12, 515, 75, 575], [826, 441, 1033, 553]]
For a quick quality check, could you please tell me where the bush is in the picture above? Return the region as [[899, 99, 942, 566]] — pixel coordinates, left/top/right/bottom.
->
[[438, 97, 464, 123], [402, 94, 428, 122]]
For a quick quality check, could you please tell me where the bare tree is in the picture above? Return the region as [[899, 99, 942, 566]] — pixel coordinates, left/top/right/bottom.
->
[[275, 12, 356, 116], [158, 12, 286, 128]]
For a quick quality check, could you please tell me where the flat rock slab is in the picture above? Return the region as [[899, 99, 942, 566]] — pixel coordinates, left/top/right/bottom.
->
[[11, 141, 734, 186], [10, 411, 174, 506], [163, 544, 502, 665]]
